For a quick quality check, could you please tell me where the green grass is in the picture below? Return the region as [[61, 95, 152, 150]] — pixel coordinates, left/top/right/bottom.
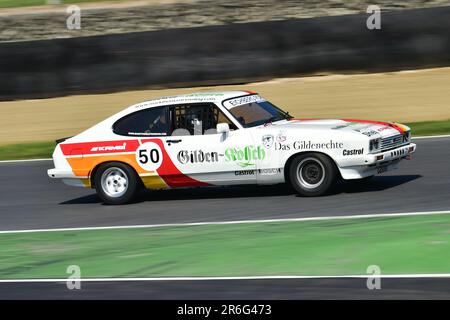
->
[[1, 119, 449, 161], [0, 0, 120, 9], [0, 141, 55, 160], [406, 119, 450, 137], [0, 214, 449, 279]]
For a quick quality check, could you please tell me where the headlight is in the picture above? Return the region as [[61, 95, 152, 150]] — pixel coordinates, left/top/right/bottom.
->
[[369, 138, 381, 153]]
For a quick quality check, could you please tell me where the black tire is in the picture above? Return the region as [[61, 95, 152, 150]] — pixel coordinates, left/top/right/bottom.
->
[[94, 162, 140, 205], [288, 153, 338, 197]]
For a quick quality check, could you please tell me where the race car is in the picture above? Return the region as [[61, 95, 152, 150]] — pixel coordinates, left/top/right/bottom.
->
[[48, 91, 416, 204]]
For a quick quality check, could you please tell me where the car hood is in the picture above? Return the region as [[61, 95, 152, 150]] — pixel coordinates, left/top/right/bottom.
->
[[267, 118, 410, 138]]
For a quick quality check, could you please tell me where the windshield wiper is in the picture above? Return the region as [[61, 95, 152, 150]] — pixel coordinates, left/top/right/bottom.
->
[[264, 113, 292, 125], [284, 111, 293, 120]]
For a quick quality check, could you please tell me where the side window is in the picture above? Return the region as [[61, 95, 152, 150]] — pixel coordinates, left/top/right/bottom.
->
[[170, 104, 237, 136], [113, 107, 168, 136]]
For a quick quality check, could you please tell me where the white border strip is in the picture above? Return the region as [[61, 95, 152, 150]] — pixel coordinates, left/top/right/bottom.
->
[[1, 274, 450, 283], [412, 134, 450, 140], [0, 158, 52, 163], [1, 210, 449, 235]]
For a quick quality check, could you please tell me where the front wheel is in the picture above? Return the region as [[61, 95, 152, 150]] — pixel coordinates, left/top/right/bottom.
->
[[289, 153, 338, 197], [94, 162, 140, 205]]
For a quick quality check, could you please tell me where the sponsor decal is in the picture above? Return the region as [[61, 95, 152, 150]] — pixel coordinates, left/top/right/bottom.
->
[[275, 143, 290, 151], [262, 135, 274, 149], [343, 148, 364, 156], [276, 131, 287, 143], [360, 130, 379, 137], [177, 150, 219, 164], [61, 140, 140, 156], [258, 168, 282, 176], [225, 146, 265, 167], [275, 140, 344, 151], [293, 140, 344, 150], [226, 95, 264, 108], [332, 123, 359, 130], [90, 142, 127, 152], [128, 132, 167, 136], [234, 170, 256, 176], [136, 94, 224, 109], [377, 126, 392, 132]]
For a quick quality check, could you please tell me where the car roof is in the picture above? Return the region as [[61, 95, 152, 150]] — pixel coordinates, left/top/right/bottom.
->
[[127, 90, 257, 112]]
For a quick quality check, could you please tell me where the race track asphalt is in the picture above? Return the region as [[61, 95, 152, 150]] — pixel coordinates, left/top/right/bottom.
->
[[0, 137, 449, 231], [2, 278, 450, 299], [1, 136, 449, 300]]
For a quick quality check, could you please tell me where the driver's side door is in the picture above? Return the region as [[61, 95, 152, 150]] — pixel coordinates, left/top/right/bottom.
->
[[162, 103, 258, 186]]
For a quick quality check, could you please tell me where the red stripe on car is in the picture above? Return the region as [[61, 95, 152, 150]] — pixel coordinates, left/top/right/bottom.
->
[[60, 140, 140, 156], [288, 118, 405, 134], [342, 119, 406, 134], [141, 138, 209, 188]]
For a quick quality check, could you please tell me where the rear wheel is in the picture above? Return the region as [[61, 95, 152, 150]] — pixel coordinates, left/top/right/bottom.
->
[[289, 153, 338, 196], [94, 162, 140, 205]]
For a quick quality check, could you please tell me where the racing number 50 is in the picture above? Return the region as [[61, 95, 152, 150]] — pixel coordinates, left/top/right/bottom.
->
[[135, 142, 163, 171], [138, 148, 160, 164]]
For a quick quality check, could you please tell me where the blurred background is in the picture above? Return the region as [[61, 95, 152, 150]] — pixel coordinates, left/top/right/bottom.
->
[[1, 1, 450, 300], [0, 0, 450, 155]]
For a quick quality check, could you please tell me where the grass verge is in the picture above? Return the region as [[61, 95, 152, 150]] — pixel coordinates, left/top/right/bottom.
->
[[0, 213, 449, 279], [407, 119, 450, 137], [0, 141, 55, 160], [0, 119, 449, 161]]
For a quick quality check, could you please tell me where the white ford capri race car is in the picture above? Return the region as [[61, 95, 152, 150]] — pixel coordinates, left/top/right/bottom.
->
[[48, 91, 416, 204]]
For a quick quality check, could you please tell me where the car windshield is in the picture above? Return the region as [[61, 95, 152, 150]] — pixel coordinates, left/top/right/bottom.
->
[[224, 95, 292, 128]]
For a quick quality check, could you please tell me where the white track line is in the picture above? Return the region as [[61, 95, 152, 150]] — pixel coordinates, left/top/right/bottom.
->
[[1, 274, 450, 283], [413, 134, 450, 140], [0, 158, 52, 163], [1, 210, 449, 235]]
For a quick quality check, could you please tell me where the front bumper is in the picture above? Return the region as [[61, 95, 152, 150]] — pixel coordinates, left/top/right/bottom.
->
[[364, 143, 416, 165], [339, 143, 416, 179]]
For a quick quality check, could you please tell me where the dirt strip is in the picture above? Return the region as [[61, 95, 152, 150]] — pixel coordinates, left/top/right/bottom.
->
[[1, 67, 449, 144]]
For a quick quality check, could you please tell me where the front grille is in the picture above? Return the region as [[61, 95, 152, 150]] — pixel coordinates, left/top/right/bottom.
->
[[381, 134, 408, 151]]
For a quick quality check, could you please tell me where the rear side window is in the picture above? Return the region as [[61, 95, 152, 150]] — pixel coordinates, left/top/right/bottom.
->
[[113, 107, 168, 136]]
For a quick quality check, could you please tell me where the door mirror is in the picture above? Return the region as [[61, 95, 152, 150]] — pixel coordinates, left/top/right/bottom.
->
[[216, 123, 230, 134]]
